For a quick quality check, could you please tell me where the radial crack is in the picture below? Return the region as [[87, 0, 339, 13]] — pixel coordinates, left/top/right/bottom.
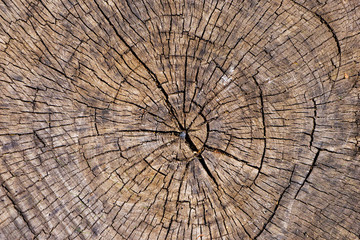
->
[[295, 149, 321, 199]]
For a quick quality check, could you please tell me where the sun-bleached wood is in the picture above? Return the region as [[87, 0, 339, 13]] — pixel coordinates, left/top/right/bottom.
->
[[0, 0, 359, 239]]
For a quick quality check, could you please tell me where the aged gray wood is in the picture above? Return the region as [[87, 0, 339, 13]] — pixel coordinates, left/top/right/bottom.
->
[[0, 0, 359, 239]]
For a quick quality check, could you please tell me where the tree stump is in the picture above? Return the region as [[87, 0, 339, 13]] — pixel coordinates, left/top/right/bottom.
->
[[0, 0, 359, 239]]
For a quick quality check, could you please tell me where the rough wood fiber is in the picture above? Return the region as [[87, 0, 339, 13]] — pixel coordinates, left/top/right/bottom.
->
[[0, 0, 359, 239]]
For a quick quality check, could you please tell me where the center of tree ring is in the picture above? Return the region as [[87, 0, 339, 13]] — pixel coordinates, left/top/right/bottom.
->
[[172, 114, 208, 162], [179, 131, 186, 139]]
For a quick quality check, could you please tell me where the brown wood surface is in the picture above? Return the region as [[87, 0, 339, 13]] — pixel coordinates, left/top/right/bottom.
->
[[0, 0, 359, 239]]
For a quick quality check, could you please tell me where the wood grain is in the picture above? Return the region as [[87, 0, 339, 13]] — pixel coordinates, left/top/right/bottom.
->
[[0, 0, 359, 239]]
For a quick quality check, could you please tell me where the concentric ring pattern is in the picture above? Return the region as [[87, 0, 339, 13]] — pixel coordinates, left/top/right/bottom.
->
[[0, 0, 359, 239]]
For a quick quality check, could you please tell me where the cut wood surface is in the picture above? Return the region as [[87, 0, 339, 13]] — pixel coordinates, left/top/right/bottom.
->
[[0, 0, 359, 239]]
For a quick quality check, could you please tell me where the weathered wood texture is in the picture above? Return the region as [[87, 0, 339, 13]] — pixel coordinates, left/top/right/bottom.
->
[[0, 0, 359, 239]]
